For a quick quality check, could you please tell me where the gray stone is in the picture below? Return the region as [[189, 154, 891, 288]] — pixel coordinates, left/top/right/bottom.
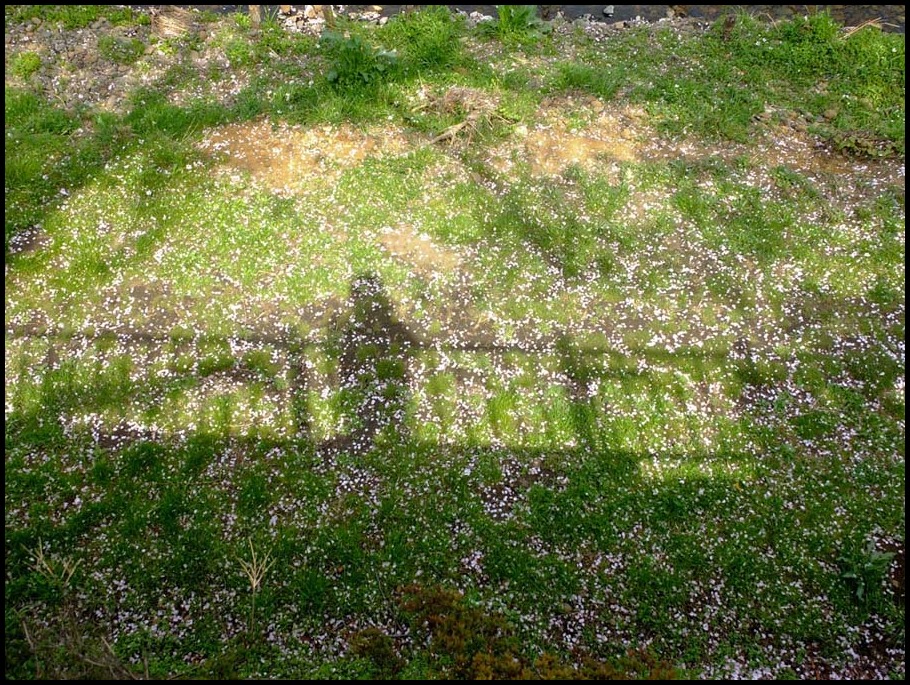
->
[[603, 6, 615, 17]]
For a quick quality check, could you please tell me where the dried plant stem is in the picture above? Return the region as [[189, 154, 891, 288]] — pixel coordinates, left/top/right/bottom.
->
[[237, 538, 276, 636]]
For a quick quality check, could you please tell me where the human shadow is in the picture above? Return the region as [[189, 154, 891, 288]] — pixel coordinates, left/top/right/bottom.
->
[[324, 272, 417, 456]]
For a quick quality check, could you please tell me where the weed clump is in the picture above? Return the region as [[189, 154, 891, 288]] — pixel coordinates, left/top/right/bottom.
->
[[98, 35, 145, 65], [477, 5, 552, 45], [10, 52, 42, 80], [320, 31, 400, 90], [397, 584, 679, 679], [350, 627, 404, 678], [379, 6, 466, 73]]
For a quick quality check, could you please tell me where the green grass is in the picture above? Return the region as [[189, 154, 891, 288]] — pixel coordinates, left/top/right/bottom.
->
[[6, 4, 149, 29], [5, 6, 905, 681], [98, 35, 145, 65]]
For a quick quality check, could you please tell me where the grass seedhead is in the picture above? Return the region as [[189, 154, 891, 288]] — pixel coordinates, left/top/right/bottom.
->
[[237, 538, 276, 636], [26, 539, 82, 588]]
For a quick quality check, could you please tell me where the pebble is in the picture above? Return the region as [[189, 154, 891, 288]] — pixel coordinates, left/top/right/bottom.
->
[[603, 6, 615, 18]]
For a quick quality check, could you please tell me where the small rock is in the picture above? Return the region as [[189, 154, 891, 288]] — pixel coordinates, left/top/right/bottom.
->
[[25, 23, 36, 33], [603, 6, 615, 17], [5, 33, 12, 45], [823, 108, 838, 121], [198, 29, 208, 41], [31, 17, 42, 25], [589, 98, 605, 113], [378, 16, 388, 26], [84, 52, 98, 65], [514, 124, 528, 137]]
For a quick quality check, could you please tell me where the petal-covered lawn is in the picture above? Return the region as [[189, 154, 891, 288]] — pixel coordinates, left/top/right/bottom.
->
[[5, 6, 904, 680]]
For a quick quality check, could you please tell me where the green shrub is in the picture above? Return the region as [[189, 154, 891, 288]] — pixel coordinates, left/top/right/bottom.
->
[[477, 5, 551, 44], [320, 31, 400, 90]]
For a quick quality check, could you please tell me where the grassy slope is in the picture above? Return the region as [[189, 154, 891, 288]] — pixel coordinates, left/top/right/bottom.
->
[[5, 6, 905, 680]]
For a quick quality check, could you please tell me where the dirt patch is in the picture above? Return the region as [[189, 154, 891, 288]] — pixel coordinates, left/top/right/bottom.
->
[[488, 99, 646, 177], [378, 223, 461, 277], [494, 96, 903, 202], [524, 131, 637, 176], [7, 226, 52, 255], [199, 118, 413, 195]]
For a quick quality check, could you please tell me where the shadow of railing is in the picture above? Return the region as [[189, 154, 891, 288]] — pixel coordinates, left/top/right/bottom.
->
[[6, 268, 753, 456]]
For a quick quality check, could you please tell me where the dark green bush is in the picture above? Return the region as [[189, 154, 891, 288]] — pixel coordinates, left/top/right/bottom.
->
[[320, 31, 400, 90]]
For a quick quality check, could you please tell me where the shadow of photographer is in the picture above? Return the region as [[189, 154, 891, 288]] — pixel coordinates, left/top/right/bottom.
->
[[324, 272, 416, 456]]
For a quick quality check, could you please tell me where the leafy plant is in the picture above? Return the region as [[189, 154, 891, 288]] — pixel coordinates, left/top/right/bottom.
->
[[477, 5, 551, 44], [224, 36, 256, 67], [839, 540, 896, 603], [320, 31, 399, 89]]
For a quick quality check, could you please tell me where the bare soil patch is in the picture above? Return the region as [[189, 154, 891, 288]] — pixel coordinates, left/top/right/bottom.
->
[[198, 118, 414, 195], [378, 223, 462, 278]]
